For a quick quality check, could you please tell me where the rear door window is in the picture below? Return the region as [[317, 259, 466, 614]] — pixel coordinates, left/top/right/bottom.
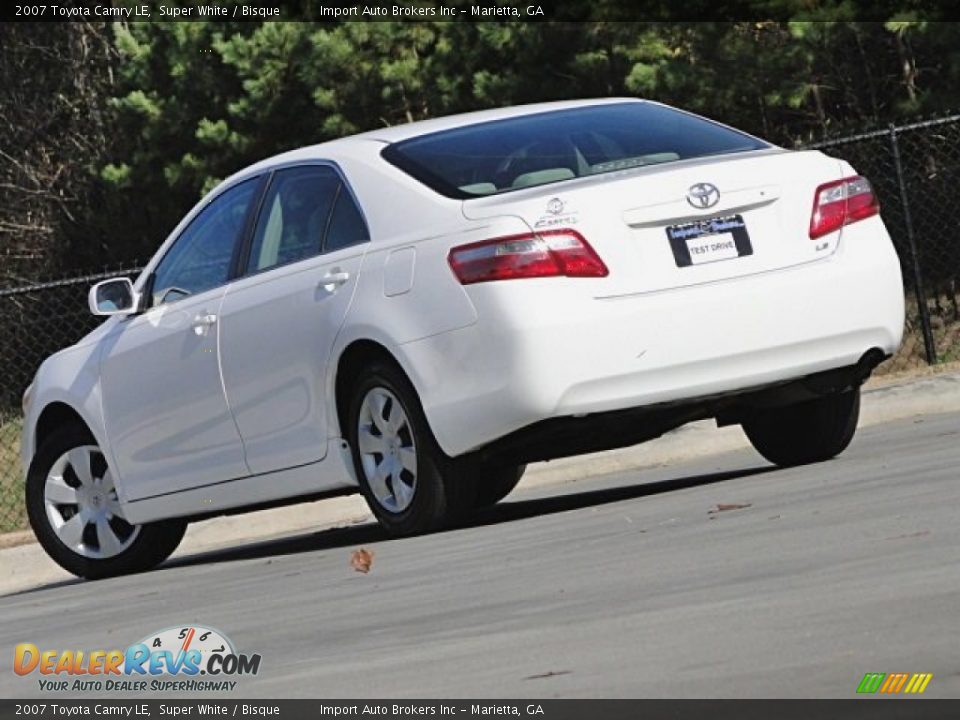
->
[[324, 187, 369, 253], [246, 166, 341, 274]]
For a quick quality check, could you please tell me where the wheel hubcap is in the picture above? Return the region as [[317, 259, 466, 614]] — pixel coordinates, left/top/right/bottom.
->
[[44, 445, 140, 559], [357, 388, 417, 513]]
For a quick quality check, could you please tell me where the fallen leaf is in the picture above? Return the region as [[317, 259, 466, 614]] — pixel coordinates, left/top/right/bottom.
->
[[708, 502, 752, 514], [350, 548, 375, 574]]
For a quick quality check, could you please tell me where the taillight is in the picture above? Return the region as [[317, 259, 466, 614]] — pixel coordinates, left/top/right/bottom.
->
[[447, 229, 608, 285], [809, 175, 880, 239]]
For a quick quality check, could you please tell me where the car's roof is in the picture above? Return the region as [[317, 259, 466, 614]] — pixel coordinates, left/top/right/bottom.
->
[[232, 98, 646, 181]]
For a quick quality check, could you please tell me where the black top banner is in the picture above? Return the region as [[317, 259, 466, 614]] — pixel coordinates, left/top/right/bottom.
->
[[3, 0, 960, 23]]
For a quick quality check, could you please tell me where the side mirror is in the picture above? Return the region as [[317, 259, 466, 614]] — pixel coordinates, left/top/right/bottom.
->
[[88, 278, 139, 317]]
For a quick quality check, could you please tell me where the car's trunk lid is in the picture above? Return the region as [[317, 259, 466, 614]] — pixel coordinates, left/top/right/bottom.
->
[[462, 149, 847, 297]]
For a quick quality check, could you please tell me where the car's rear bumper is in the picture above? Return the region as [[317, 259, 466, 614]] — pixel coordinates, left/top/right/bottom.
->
[[401, 219, 905, 457], [474, 353, 887, 466]]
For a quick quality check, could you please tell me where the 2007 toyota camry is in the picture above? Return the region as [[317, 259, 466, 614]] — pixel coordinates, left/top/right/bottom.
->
[[20, 99, 904, 578]]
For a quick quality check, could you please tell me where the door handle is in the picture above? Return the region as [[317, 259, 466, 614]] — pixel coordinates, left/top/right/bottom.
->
[[192, 313, 218, 336], [319, 269, 351, 291]]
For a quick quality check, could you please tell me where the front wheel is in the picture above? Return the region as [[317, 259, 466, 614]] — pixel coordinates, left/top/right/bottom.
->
[[742, 387, 860, 467], [26, 425, 187, 579]]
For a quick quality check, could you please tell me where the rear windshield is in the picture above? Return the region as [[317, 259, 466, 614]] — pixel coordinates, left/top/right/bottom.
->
[[381, 102, 769, 199]]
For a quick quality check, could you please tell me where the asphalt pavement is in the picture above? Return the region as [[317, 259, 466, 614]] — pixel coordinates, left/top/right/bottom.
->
[[1, 411, 958, 699]]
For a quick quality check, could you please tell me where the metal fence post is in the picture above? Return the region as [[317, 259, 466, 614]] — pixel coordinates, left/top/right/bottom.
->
[[889, 124, 937, 365]]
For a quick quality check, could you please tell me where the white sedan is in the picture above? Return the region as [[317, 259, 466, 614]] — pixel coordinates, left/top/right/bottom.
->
[[21, 98, 904, 578]]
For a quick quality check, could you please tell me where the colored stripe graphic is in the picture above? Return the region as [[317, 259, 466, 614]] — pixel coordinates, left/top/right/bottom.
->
[[905, 673, 933, 694], [857, 673, 886, 694], [880, 673, 908, 693], [857, 672, 932, 694]]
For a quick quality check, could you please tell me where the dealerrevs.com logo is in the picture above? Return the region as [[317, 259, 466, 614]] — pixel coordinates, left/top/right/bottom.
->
[[14, 625, 261, 693]]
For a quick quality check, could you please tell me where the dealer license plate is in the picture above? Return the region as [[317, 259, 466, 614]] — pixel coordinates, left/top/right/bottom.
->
[[666, 214, 753, 267]]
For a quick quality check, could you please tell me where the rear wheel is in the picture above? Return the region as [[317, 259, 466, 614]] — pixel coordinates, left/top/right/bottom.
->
[[742, 388, 860, 467], [346, 361, 477, 536], [26, 425, 187, 580], [472, 464, 526, 508]]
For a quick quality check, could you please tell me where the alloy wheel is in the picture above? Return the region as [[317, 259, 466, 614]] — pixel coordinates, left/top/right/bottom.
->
[[357, 387, 418, 513], [43, 445, 140, 559]]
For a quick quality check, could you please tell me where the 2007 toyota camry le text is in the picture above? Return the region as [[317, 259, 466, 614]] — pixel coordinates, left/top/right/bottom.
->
[[20, 98, 904, 578]]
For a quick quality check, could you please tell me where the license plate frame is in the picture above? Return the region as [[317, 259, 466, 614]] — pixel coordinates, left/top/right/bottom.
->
[[666, 214, 753, 267]]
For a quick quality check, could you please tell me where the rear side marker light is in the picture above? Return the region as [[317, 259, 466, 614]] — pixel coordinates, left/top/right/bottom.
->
[[809, 175, 880, 239], [448, 229, 609, 285]]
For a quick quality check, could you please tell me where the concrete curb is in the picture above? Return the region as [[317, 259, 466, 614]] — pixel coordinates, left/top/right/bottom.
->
[[2, 370, 959, 597]]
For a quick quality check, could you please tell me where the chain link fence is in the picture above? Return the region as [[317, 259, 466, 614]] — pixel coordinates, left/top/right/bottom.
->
[[807, 115, 960, 370], [2, 115, 959, 534], [0, 266, 142, 532]]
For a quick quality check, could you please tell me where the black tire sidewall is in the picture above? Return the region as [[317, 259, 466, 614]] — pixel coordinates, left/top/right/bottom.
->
[[743, 388, 860, 467], [26, 425, 186, 580], [473, 464, 526, 508]]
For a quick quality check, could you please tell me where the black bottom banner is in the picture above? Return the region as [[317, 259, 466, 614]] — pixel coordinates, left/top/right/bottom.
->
[[1, 700, 958, 720]]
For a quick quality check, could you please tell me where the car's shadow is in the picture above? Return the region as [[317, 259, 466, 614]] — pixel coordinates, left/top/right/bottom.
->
[[10, 464, 773, 595], [167, 464, 774, 569]]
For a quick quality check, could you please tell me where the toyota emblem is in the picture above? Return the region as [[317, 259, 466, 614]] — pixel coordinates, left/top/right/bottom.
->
[[687, 183, 720, 209]]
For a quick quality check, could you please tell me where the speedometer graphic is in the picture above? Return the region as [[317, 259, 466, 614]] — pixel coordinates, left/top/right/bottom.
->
[[137, 625, 235, 670]]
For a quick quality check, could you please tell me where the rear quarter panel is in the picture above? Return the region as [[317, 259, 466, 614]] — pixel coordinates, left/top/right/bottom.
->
[[328, 153, 535, 438]]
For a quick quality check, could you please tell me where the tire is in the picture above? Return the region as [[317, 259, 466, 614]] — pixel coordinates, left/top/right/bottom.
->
[[742, 387, 860, 467], [472, 464, 526, 508], [26, 424, 187, 580], [345, 361, 477, 536]]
